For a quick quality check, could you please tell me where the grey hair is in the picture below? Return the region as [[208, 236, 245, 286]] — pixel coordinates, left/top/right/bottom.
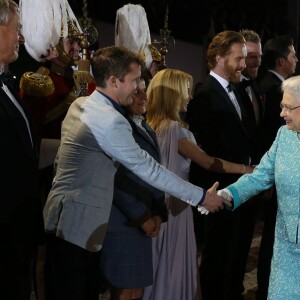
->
[[0, 0, 18, 26], [282, 76, 300, 100]]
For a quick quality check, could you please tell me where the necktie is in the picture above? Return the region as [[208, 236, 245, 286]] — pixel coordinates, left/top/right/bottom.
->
[[227, 82, 233, 92], [226, 82, 242, 119]]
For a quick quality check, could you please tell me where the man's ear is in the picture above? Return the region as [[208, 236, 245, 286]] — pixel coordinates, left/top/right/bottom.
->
[[216, 55, 223, 66], [108, 76, 118, 88], [278, 57, 286, 67]]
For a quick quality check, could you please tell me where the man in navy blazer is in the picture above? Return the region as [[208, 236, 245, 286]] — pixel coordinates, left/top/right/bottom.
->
[[43, 45, 229, 300], [0, 1, 41, 299]]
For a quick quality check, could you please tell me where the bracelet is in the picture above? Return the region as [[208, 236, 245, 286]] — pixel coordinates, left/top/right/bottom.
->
[[242, 164, 246, 174], [197, 206, 209, 215]]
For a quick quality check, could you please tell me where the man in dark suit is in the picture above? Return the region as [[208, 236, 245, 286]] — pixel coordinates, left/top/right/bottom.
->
[[239, 29, 264, 150], [256, 35, 298, 300], [0, 1, 41, 299], [236, 29, 271, 299], [186, 30, 258, 300], [259, 36, 298, 154]]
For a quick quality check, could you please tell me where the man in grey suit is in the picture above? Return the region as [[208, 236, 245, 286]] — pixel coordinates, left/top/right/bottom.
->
[[43, 45, 227, 300]]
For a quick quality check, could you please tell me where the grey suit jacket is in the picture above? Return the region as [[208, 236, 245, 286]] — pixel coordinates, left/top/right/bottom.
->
[[44, 90, 205, 251]]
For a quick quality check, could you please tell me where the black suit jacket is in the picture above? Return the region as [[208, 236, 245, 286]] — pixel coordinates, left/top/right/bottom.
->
[[235, 79, 265, 163], [238, 80, 264, 123], [258, 71, 285, 154], [0, 83, 39, 231], [252, 80, 265, 120], [186, 75, 257, 188]]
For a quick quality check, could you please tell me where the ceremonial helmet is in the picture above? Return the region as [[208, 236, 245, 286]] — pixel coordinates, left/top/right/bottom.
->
[[115, 3, 161, 70], [19, 0, 82, 66]]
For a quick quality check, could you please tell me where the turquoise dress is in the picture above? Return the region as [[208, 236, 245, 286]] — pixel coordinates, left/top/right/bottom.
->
[[227, 126, 300, 300]]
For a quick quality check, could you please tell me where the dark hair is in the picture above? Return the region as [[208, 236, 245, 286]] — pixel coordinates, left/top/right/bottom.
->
[[207, 30, 245, 70], [91, 46, 143, 88], [140, 66, 152, 89], [262, 35, 294, 69]]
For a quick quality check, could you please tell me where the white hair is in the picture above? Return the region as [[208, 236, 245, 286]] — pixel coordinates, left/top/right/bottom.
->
[[282, 76, 300, 102]]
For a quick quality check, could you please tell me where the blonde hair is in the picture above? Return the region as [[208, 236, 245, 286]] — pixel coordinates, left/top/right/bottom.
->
[[146, 69, 193, 131]]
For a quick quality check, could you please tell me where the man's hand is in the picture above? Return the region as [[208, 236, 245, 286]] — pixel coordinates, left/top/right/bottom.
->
[[140, 216, 162, 237], [151, 216, 162, 236], [140, 218, 156, 236], [201, 182, 231, 212]]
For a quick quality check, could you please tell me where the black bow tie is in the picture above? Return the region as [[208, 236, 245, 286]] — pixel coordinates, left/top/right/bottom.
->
[[241, 78, 253, 88]]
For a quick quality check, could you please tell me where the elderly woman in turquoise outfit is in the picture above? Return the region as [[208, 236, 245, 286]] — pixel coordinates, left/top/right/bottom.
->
[[218, 75, 300, 299]]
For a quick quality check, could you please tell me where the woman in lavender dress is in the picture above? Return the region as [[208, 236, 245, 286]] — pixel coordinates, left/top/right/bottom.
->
[[142, 69, 253, 300]]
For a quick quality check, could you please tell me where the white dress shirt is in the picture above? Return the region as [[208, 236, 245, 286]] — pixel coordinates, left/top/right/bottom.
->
[[210, 70, 242, 119]]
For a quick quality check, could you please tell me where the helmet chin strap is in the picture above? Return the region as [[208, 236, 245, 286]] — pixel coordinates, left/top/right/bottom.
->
[[52, 42, 76, 68]]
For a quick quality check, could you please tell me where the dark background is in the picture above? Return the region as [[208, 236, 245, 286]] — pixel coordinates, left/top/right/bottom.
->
[[68, 0, 299, 48], [11, 0, 300, 83]]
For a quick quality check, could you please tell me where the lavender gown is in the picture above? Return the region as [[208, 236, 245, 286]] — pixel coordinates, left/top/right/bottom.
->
[[143, 120, 201, 300]]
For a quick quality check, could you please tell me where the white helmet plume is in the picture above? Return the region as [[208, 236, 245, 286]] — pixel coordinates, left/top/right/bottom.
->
[[115, 4, 152, 69], [20, 0, 82, 62]]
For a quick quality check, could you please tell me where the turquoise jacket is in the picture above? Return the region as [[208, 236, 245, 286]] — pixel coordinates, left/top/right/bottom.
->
[[227, 126, 300, 244]]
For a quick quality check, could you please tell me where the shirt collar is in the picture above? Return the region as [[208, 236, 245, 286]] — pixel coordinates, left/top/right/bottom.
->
[[268, 70, 285, 82], [210, 70, 230, 90], [241, 74, 250, 81], [97, 90, 125, 115]]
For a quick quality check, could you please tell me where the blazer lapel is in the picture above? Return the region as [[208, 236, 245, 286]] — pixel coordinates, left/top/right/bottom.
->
[[208, 76, 246, 127], [252, 81, 264, 121], [234, 84, 256, 136], [0, 88, 36, 159], [143, 122, 160, 150], [128, 117, 160, 158]]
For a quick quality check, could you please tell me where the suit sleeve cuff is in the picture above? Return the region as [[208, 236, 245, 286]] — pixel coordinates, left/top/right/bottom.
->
[[198, 189, 207, 205]]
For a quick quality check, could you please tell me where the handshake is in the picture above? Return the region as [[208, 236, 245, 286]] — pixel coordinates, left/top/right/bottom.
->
[[197, 182, 232, 215]]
